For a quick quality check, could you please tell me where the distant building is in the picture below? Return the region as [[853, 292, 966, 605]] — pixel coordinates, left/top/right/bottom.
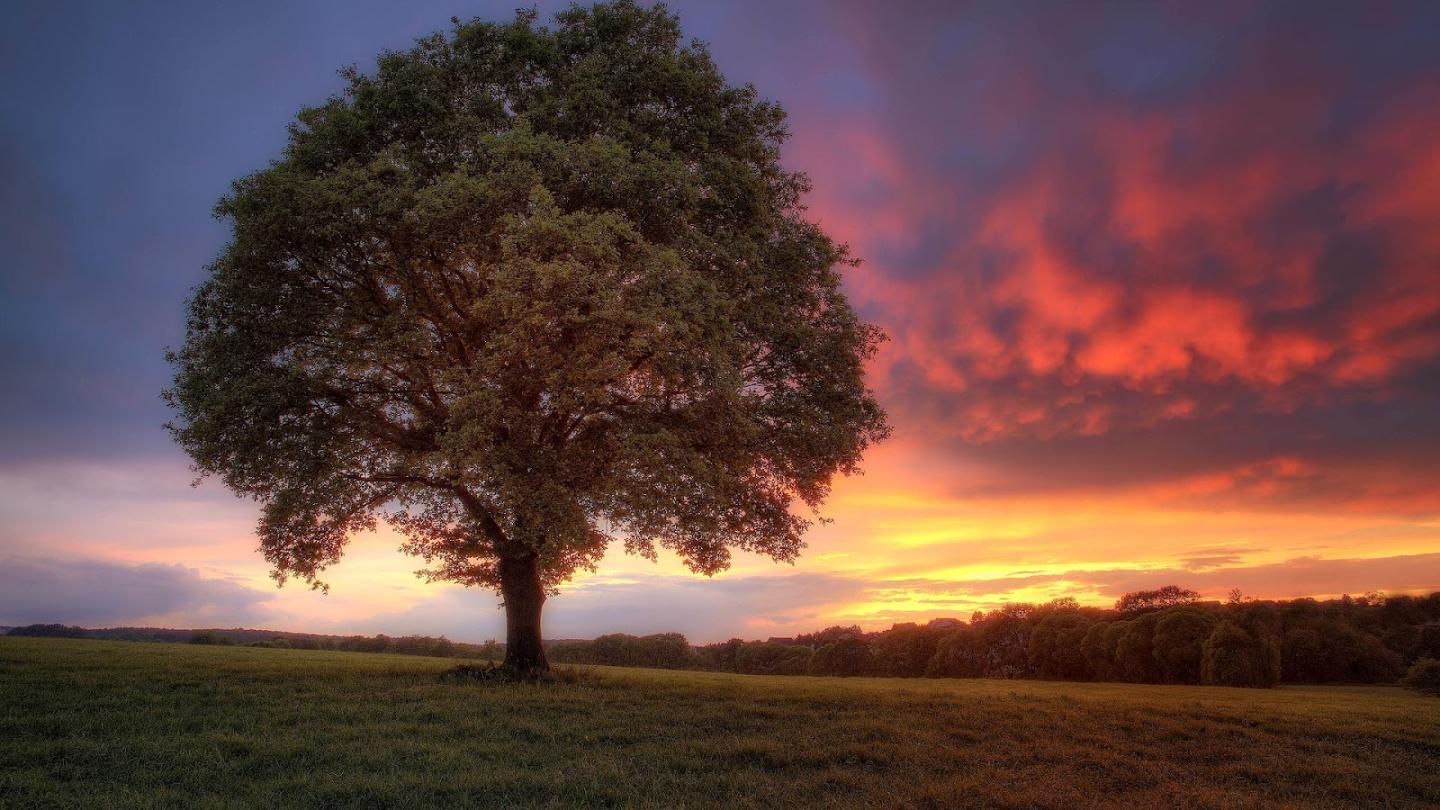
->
[[927, 618, 963, 630]]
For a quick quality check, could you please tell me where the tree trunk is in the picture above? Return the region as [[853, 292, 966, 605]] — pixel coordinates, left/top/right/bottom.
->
[[499, 553, 548, 677]]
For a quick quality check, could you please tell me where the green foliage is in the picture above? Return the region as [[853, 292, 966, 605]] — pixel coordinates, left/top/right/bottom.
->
[[970, 603, 1033, 677], [548, 632, 695, 669], [1401, 658, 1440, 696], [808, 637, 874, 677], [388, 635, 457, 657], [1202, 621, 1279, 688], [870, 623, 940, 678], [795, 625, 864, 647], [1080, 621, 1119, 681], [1151, 608, 1217, 684], [1115, 585, 1200, 615], [187, 631, 232, 646], [1027, 611, 1092, 680], [1282, 622, 1402, 683], [1100, 621, 1134, 679], [1419, 623, 1440, 660], [164, 1, 887, 666], [1114, 613, 1161, 683], [733, 642, 812, 675], [925, 626, 985, 678], [168, 3, 887, 674]]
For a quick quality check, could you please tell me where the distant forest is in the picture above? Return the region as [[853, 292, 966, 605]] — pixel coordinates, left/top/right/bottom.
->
[[553, 587, 1440, 688], [4, 624, 504, 661], [10, 587, 1440, 688]]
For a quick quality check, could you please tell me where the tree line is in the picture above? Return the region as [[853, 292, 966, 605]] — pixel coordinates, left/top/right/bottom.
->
[[6, 624, 503, 661], [546, 588, 1440, 689], [11, 587, 1440, 690]]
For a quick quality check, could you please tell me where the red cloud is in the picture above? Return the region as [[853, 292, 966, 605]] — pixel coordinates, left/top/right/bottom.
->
[[767, 3, 1440, 518], [793, 63, 1440, 449]]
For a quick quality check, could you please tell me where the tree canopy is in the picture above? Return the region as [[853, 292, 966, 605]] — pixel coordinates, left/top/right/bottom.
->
[[165, 1, 888, 672], [1115, 585, 1200, 615]]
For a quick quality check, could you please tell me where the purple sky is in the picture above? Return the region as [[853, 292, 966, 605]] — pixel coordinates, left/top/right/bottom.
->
[[4, 1, 1440, 642]]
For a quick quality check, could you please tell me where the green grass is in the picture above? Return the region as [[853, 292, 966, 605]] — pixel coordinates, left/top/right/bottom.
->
[[2, 637, 1437, 808]]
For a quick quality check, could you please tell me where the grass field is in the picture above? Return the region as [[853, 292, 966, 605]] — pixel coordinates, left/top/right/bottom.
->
[[2, 637, 1438, 808]]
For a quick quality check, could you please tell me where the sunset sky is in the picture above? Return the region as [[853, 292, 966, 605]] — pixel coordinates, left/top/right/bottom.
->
[[3, 1, 1439, 643]]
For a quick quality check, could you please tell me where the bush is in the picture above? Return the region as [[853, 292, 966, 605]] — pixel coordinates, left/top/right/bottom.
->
[[734, 643, 812, 676], [1282, 622, 1402, 683], [188, 631, 232, 645], [1079, 621, 1118, 680], [695, 638, 745, 672], [1401, 658, 1440, 695], [972, 604, 1034, 676], [1114, 614, 1161, 683], [1116, 585, 1199, 615], [548, 633, 695, 669], [1201, 621, 1278, 688], [926, 628, 984, 678], [808, 637, 874, 677], [1152, 608, 1216, 684], [872, 623, 940, 678], [1028, 612, 1092, 680], [1416, 623, 1440, 661]]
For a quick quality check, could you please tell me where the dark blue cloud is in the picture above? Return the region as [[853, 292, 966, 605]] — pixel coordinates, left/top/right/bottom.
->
[[0, 556, 272, 626], [1, 1, 583, 462]]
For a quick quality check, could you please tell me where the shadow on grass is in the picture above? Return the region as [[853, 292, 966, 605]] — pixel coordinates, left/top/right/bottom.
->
[[439, 662, 594, 685]]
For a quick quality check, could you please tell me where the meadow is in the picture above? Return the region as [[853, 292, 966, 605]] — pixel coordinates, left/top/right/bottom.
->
[[2, 637, 1437, 809]]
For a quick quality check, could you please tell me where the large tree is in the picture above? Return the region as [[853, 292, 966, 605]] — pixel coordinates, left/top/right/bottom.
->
[[166, 1, 888, 676]]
